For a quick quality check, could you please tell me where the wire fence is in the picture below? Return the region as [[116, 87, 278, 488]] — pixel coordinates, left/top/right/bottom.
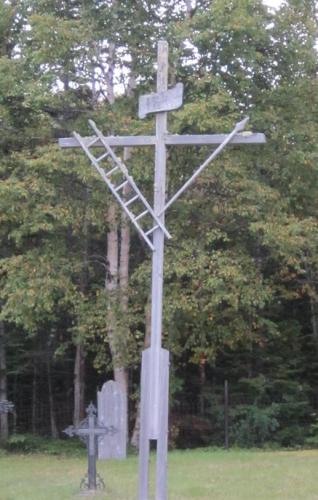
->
[[2, 381, 316, 449]]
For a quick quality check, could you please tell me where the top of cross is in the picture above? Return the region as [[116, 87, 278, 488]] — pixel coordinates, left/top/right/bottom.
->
[[59, 41, 265, 251], [86, 402, 97, 417], [63, 402, 117, 444]]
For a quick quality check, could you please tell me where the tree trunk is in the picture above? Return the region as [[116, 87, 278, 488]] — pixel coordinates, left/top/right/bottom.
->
[[47, 350, 58, 438], [0, 321, 8, 443], [73, 188, 90, 425], [103, 28, 132, 445], [130, 297, 152, 448], [199, 354, 207, 415], [185, 0, 197, 18], [106, 42, 116, 105], [224, 380, 229, 449], [310, 297, 318, 353], [31, 362, 37, 435], [105, 199, 119, 369], [73, 344, 86, 426], [106, 201, 129, 382], [117, 148, 132, 444]]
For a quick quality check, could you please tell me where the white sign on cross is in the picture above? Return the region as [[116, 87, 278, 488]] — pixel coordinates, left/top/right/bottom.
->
[[59, 40, 265, 500]]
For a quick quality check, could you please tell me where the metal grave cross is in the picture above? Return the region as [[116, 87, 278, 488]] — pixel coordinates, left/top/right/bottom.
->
[[59, 40, 265, 500], [0, 400, 14, 414], [63, 402, 117, 491]]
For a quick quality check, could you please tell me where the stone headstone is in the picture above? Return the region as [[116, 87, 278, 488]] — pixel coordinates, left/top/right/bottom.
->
[[97, 380, 127, 459]]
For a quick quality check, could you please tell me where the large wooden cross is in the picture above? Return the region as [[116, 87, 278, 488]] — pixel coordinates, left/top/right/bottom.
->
[[59, 41, 265, 500]]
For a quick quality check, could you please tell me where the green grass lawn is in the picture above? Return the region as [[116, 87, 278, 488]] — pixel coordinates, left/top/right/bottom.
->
[[0, 448, 318, 499]]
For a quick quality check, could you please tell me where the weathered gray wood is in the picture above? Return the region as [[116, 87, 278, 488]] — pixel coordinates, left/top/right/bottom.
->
[[155, 349, 169, 500], [73, 123, 171, 251], [138, 349, 151, 500], [59, 39, 267, 500], [166, 132, 266, 145], [97, 380, 127, 460], [59, 136, 155, 148], [139, 348, 169, 500], [148, 40, 168, 441], [138, 82, 183, 119], [59, 132, 265, 148], [138, 41, 170, 500]]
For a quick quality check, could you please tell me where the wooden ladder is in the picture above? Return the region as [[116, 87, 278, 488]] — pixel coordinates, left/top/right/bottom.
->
[[73, 120, 171, 251]]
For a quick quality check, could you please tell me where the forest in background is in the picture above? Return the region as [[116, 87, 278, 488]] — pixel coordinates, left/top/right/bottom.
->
[[0, 0, 318, 449]]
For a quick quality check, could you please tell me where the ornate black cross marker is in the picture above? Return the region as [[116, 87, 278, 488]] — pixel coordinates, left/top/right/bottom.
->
[[64, 402, 117, 491], [0, 400, 14, 414]]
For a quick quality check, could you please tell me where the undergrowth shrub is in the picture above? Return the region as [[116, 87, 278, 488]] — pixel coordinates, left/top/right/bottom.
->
[[4, 434, 85, 456]]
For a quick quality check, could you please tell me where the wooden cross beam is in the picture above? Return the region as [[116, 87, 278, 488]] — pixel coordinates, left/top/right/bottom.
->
[[59, 132, 265, 148]]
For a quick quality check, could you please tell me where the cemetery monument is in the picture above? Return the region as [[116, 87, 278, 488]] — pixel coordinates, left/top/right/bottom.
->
[[64, 402, 117, 492], [60, 40, 265, 500]]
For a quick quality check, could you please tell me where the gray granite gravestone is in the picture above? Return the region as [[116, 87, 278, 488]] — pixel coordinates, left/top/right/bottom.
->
[[97, 380, 127, 459]]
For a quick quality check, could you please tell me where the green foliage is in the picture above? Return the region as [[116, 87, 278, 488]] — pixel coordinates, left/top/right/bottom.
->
[[229, 376, 312, 447], [231, 404, 280, 447], [4, 434, 85, 456], [305, 419, 318, 447]]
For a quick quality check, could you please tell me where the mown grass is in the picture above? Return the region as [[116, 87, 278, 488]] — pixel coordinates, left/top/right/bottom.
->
[[0, 447, 318, 499]]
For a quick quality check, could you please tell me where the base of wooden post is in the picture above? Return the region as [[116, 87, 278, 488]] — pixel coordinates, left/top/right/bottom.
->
[[138, 347, 169, 500]]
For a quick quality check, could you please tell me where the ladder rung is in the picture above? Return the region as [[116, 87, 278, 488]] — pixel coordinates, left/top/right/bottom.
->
[[125, 195, 139, 207], [145, 225, 159, 236], [105, 166, 119, 177], [87, 137, 99, 148], [135, 210, 148, 221], [115, 180, 129, 192], [96, 152, 109, 163]]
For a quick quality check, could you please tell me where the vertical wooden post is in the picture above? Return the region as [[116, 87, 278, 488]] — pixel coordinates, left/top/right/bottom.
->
[[139, 41, 170, 500], [138, 350, 151, 499], [149, 40, 168, 438], [224, 380, 229, 449]]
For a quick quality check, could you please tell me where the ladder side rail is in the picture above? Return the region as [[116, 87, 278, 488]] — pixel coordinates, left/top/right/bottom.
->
[[88, 120, 129, 174], [126, 171, 171, 240]]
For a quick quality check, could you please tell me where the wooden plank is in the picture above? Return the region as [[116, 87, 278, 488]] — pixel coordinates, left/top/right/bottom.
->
[[165, 132, 266, 145], [156, 348, 169, 500], [59, 132, 265, 149], [58, 135, 156, 148], [138, 347, 170, 500], [138, 83, 183, 119], [138, 349, 151, 500], [148, 39, 168, 442]]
